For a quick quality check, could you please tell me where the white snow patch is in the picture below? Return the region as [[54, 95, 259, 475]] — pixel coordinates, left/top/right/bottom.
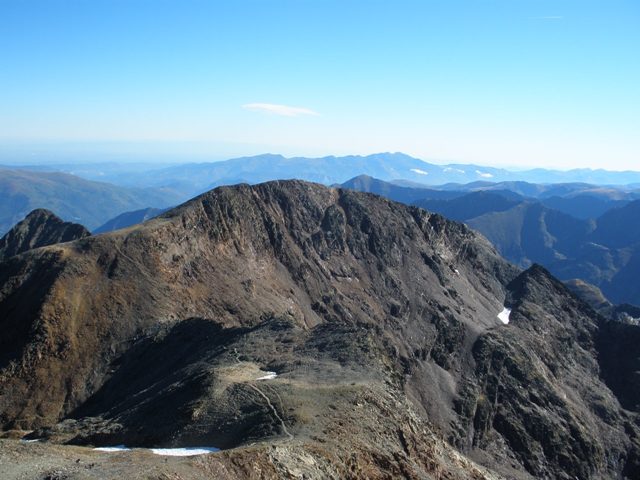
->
[[256, 371, 278, 380], [94, 445, 131, 452], [498, 307, 511, 324], [410, 168, 429, 175], [475, 170, 494, 179], [21, 438, 40, 443], [150, 447, 219, 456]]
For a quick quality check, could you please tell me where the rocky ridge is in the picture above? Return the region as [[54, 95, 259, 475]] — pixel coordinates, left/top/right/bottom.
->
[[0, 180, 638, 479], [0, 208, 90, 261]]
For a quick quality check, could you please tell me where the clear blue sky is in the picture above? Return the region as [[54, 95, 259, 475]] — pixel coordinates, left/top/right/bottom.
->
[[1, 0, 638, 169]]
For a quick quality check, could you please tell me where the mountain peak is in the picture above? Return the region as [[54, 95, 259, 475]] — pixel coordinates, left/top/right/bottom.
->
[[0, 209, 90, 261]]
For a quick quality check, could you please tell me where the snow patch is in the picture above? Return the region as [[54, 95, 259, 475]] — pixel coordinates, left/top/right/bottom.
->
[[93, 445, 219, 456], [475, 170, 494, 179], [21, 438, 40, 443], [256, 371, 278, 380], [150, 447, 219, 456], [444, 167, 465, 174], [410, 168, 429, 175], [94, 445, 131, 452], [498, 307, 511, 325]]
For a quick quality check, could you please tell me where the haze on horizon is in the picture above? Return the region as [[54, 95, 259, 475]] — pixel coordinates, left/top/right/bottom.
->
[[1, 0, 638, 170]]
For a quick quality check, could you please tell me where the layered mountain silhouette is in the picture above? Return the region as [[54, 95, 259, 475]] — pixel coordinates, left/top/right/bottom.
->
[[343, 176, 640, 305], [19, 153, 640, 197], [0, 180, 638, 478], [469, 200, 640, 305]]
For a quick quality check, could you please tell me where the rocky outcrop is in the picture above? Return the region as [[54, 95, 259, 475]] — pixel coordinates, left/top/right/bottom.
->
[[0, 181, 638, 479], [0, 209, 90, 261], [449, 265, 640, 478]]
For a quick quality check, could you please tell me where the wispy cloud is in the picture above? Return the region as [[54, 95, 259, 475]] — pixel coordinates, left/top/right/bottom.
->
[[242, 103, 320, 117], [530, 16, 564, 20]]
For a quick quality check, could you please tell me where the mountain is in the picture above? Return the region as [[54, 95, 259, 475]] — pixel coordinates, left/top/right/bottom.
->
[[445, 199, 640, 305], [0, 209, 90, 261], [466, 202, 594, 268], [0, 169, 184, 234], [339, 174, 462, 203], [1, 180, 638, 479], [18, 153, 640, 199], [94, 207, 170, 234], [590, 200, 640, 248], [540, 194, 631, 220], [414, 191, 522, 222], [436, 181, 638, 219], [341, 176, 640, 305], [124, 152, 481, 196]]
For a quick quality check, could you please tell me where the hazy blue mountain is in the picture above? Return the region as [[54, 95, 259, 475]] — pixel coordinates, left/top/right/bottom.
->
[[540, 195, 631, 220], [150, 153, 508, 196], [414, 191, 522, 222], [339, 174, 462, 203], [438, 180, 639, 198], [437, 181, 638, 219], [467, 202, 595, 267], [94, 207, 170, 234], [0, 169, 183, 234], [8, 153, 640, 198], [590, 200, 640, 248]]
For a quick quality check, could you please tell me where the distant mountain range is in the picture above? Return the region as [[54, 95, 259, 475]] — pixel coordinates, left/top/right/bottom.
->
[[341, 175, 640, 305], [6, 152, 640, 198]]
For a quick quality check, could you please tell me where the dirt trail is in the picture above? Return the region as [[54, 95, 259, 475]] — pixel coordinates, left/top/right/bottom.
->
[[247, 383, 294, 441]]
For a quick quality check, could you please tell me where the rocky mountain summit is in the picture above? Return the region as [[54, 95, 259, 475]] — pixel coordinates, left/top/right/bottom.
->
[[0, 208, 90, 261], [0, 180, 638, 479]]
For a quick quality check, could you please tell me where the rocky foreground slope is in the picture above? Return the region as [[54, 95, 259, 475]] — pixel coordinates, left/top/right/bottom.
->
[[0, 180, 638, 479]]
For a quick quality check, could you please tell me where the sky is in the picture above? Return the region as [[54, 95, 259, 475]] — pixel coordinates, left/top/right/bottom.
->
[[1, 0, 639, 169]]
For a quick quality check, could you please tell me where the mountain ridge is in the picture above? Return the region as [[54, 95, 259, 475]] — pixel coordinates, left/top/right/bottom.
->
[[0, 180, 638, 478], [0, 209, 90, 261]]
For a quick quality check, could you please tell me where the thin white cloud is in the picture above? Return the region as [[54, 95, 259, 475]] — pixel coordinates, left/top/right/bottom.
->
[[242, 103, 320, 117]]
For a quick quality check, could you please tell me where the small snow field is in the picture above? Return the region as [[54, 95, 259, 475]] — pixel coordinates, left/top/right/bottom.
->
[[94, 445, 131, 452], [410, 168, 429, 175], [256, 371, 277, 380], [92, 445, 219, 456], [475, 170, 494, 178], [498, 307, 511, 325], [150, 447, 219, 456]]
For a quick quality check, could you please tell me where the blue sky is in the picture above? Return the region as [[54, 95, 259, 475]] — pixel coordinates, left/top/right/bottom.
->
[[1, 0, 638, 169]]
